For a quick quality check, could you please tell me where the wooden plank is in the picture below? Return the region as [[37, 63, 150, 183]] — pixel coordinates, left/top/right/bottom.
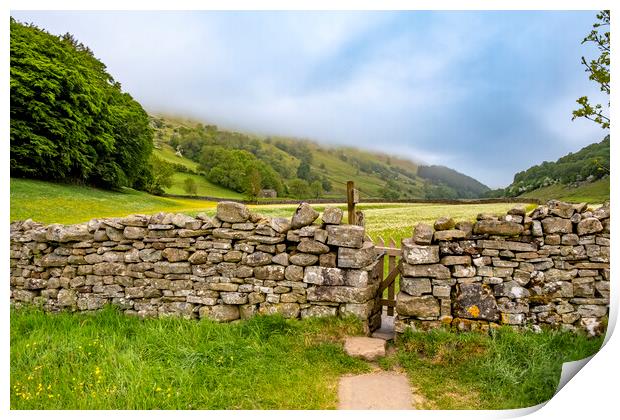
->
[[346, 181, 356, 225], [380, 299, 396, 307], [379, 262, 401, 291], [387, 238, 396, 316]]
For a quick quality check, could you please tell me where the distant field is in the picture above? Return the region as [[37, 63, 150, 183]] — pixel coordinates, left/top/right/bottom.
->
[[153, 144, 200, 172], [10, 178, 216, 225], [10, 179, 530, 243], [248, 202, 533, 244], [520, 178, 609, 204]]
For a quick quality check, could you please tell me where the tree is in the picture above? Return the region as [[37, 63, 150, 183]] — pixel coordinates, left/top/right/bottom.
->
[[296, 160, 312, 181], [572, 10, 610, 129], [310, 180, 323, 199], [183, 177, 198, 195], [380, 179, 401, 200], [288, 179, 310, 198], [321, 176, 333, 192], [244, 166, 262, 202], [10, 19, 154, 189]]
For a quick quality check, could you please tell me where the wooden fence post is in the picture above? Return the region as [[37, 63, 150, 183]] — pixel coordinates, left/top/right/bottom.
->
[[347, 181, 356, 225]]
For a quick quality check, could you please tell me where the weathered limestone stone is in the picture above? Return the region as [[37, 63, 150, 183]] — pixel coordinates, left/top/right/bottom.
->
[[221, 292, 248, 305], [39, 253, 68, 267], [400, 278, 432, 296], [413, 223, 434, 245], [272, 253, 289, 266], [46, 224, 91, 242], [337, 242, 376, 269], [289, 253, 319, 266], [531, 220, 543, 237], [476, 240, 537, 252], [307, 285, 376, 303], [57, 289, 77, 307], [401, 263, 450, 279], [153, 261, 190, 274], [319, 252, 337, 268], [548, 200, 575, 219], [199, 304, 240, 322], [326, 225, 365, 248], [265, 217, 289, 234], [542, 217, 573, 234], [473, 220, 523, 236], [322, 207, 343, 225], [120, 214, 149, 227], [577, 218, 603, 235], [259, 303, 301, 318], [402, 239, 439, 264], [213, 228, 252, 240], [162, 248, 189, 262], [123, 226, 147, 239], [297, 239, 330, 254], [304, 266, 344, 286], [253, 265, 285, 280], [434, 217, 455, 231], [344, 269, 373, 288], [494, 281, 530, 299], [216, 201, 250, 223], [291, 203, 319, 229], [285, 265, 304, 281], [244, 251, 272, 267], [440, 255, 471, 266], [344, 337, 386, 361], [453, 283, 499, 321], [433, 229, 467, 241], [301, 305, 338, 318], [395, 293, 440, 318]]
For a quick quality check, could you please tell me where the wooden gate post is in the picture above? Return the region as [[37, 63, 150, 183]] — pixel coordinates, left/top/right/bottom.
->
[[347, 181, 356, 225]]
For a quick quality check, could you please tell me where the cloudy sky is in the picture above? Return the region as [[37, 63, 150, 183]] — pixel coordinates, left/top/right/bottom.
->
[[11, 10, 608, 187]]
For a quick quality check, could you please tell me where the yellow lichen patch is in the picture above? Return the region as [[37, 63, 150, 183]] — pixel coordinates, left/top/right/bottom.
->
[[467, 305, 480, 318]]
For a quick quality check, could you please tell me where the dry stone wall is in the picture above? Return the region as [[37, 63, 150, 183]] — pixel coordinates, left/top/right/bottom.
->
[[395, 201, 610, 336], [10, 202, 382, 332]]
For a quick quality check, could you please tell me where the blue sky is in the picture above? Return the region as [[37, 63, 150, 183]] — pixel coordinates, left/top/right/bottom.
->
[[11, 10, 608, 187]]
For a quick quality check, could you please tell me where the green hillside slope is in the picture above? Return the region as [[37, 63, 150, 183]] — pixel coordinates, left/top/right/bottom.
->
[[519, 178, 609, 204], [504, 136, 609, 197], [150, 115, 489, 200]]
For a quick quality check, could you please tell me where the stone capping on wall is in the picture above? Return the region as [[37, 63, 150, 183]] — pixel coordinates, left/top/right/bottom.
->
[[395, 200, 610, 336], [10, 202, 382, 333]]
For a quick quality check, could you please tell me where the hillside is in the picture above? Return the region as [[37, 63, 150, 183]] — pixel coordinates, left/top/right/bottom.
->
[[519, 178, 609, 204], [501, 136, 610, 200], [150, 115, 489, 200]]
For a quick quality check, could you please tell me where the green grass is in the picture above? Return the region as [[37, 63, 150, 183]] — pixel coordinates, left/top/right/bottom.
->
[[248, 202, 534, 244], [10, 179, 532, 244], [10, 178, 217, 224], [10, 306, 369, 409], [166, 172, 244, 199], [153, 144, 200, 172], [382, 327, 604, 409], [520, 178, 609, 204]]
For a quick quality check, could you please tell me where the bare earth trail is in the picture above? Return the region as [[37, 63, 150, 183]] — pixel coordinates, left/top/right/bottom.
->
[[338, 315, 421, 410]]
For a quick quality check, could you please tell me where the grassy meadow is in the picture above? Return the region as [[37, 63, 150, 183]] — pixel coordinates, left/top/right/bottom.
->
[[11, 177, 533, 243], [520, 178, 609, 204], [10, 178, 216, 225], [10, 306, 604, 410]]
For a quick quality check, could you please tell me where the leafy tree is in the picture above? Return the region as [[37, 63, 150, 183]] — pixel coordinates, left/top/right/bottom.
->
[[321, 176, 333, 192], [10, 19, 153, 189], [245, 166, 262, 201], [572, 10, 610, 129], [288, 179, 310, 198], [134, 155, 174, 195], [296, 160, 312, 181], [380, 179, 401, 200], [310, 180, 323, 199], [183, 177, 198, 195]]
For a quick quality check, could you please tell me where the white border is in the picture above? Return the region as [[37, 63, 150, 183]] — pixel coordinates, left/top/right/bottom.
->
[[2, 1, 617, 419]]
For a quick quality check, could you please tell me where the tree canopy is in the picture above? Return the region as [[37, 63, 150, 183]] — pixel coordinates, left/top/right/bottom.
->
[[572, 10, 610, 130], [10, 18, 155, 189]]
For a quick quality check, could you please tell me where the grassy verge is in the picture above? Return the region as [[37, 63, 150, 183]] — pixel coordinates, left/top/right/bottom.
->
[[10, 306, 369, 410], [166, 172, 244, 199], [381, 327, 604, 410]]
